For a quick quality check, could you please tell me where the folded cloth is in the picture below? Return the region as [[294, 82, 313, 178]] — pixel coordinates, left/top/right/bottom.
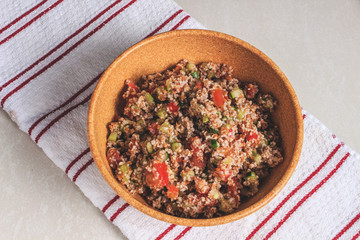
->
[[0, 0, 359, 239]]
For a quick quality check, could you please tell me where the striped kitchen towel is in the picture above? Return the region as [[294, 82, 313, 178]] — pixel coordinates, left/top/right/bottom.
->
[[0, 0, 359, 239]]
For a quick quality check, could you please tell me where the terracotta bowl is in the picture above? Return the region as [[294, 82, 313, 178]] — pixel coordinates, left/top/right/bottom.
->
[[88, 29, 303, 227]]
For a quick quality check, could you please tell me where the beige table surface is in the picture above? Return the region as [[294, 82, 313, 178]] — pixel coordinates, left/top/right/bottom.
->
[[1, 0, 359, 239]]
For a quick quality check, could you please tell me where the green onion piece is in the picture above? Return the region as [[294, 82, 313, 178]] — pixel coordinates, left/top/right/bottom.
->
[[237, 110, 245, 120], [119, 164, 130, 183], [157, 108, 168, 120], [222, 116, 228, 121], [191, 70, 199, 79], [203, 115, 209, 123], [252, 151, 262, 164], [144, 92, 154, 104], [171, 142, 181, 152], [246, 171, 256, 179], [165, 80, 172, 92], [222, 157, 232, 165], [209, 128, 219, 134], [178, 102, 184, 107], [211, 139, 219, 149], [179, 69, 186, 75], [120, 164, 129, 174], [165, 152, 170, 159], [108, 132, 117, 142], [186, 62, 196, 71], [230, 88, 243, 99], [146, 142, 153, 154], [254, 154, 262, 164], [159, 121, 171, 134]]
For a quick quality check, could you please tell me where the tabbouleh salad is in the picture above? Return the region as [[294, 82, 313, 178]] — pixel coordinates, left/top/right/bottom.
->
[[106, 60, 283, 218]]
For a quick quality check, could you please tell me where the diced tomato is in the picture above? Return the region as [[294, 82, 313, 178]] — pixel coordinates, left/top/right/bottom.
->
[[246, 132, 258, 141], [106, 148, 121, 169], [189, 137, 206, 169], [145, 161, 169, 189], [127, 80, 138, 90], [195, 82, 203, 89], [166, 185, 179, 199], [212, 88, 225, 108], [215, 163, 233, 182], [191, 148, 205, 169], [148, 122, 158, 135], [168, 102, 179, 112], [176, 157, 184, 164], [244, 83, 259, 99], [174, 65, 181, 72]]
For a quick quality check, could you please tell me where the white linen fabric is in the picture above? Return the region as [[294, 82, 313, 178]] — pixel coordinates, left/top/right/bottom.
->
[[0, 0, 359, 239]]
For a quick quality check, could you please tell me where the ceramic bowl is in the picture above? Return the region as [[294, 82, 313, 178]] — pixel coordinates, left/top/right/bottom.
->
[[87, 29, 303, 226]]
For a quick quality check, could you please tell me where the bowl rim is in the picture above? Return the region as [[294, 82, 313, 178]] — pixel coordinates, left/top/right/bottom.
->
[[88, 29, 303, 227]]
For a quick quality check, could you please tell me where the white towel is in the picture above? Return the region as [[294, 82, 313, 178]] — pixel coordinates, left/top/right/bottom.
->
[[0, 0, 359, 239]]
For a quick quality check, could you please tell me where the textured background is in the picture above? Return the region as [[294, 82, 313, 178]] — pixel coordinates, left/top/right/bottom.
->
[[0, 0, 359, 239]]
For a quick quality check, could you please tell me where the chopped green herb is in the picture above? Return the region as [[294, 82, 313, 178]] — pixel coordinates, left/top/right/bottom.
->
[[211, 139, 219, 149], [191, 70, 199, 79], [209, 128, 219, 134]]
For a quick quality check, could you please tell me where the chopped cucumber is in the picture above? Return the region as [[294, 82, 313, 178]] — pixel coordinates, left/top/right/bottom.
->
[[108, 132, 117, 142], [144, 92, 154, 104], [146, 142, 153, 154], [157, 108, 168, 120], [171, 142, 181, 152], [230, 88, 243, 99]]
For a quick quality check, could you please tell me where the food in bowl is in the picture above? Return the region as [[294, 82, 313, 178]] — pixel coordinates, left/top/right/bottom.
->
[[106, 60, 283, 218]]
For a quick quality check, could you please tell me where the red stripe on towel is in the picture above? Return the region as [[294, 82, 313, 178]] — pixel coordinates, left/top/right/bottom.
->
[[351, 229, 360, 240], [1, 0, 138, 107], [110, 203, 130, 222], [245, 143, 342, 240], [65, 148, 90, 174], [173, 227, 192, 240], [28, 73, 101, 135], [264, 153, 350, 240], [170, 15, 190, 31], [145, 9, 183, 38], [72, 158, 94, 182], [0, 0, 64, 45], [0, 0, 123, 93], [102, 195, 120, 213], [0, 0, 48, 34], [332, 212, 360, 240], [34, 93, 92, 143], [155, 224, 176, 240], [27, 3, 187, 146]]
